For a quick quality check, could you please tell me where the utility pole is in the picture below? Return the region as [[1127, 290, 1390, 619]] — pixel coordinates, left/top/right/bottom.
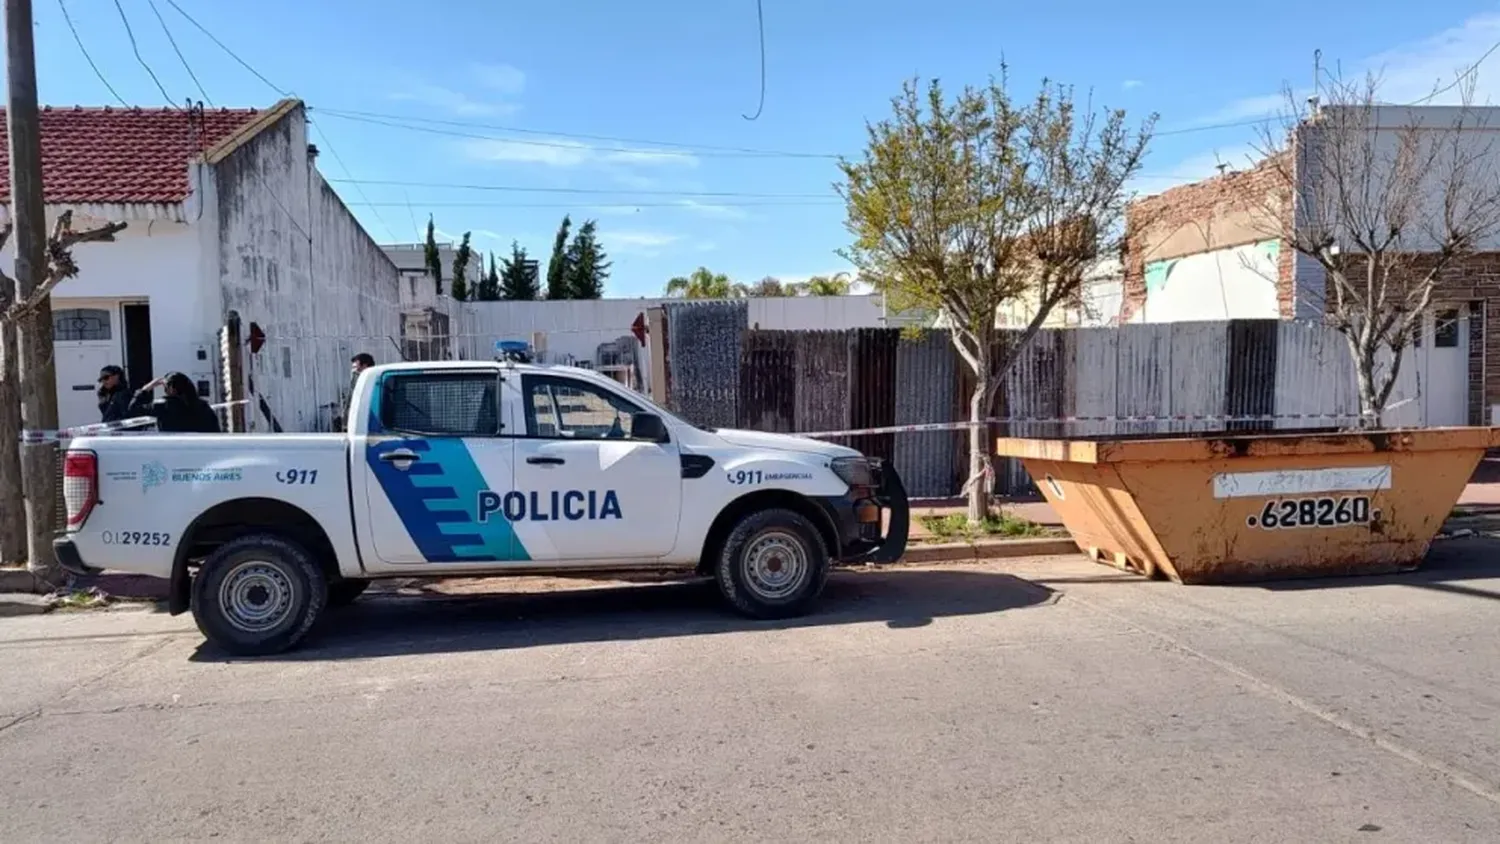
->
[[6, 0, 63, 584]]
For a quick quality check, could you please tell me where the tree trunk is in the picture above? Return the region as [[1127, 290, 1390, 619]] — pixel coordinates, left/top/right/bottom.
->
[[18, 300, 61, 586], [0, 321, 25, 563], [966, 377, 991, 524], [1354, 351, 1380, 428]]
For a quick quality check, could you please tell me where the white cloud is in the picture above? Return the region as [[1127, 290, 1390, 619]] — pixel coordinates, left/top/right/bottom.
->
[[472, 63, 526, 96], [603, 149, 699, 167], [390, 63, 526, 117], [460, 137, 699, 171], [460, 137, 593, 167], [607, 230, 682, 256], [675, 199, 749, 219], [1133, 143, 1262, 193], [1156, 12, 1500, 195], [1122, 79, 1144, 90], [389, 84, 519, 118], [1192, 11, 1500, 128]]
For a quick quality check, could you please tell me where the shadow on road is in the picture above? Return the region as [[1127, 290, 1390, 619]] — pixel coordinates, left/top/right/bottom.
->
[[1241, 536, 1500, 601], [190, 567, 1055, 663]]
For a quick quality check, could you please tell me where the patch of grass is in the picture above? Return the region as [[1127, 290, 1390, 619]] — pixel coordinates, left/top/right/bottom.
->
[[47, 587, 115, 611], [918, 510, 1051, 543]]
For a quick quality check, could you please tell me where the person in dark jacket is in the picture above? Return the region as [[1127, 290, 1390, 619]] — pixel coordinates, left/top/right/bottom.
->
[[345, 352, 375, 426], [97, 365, 133, 423], [128, 372, 221, 433]]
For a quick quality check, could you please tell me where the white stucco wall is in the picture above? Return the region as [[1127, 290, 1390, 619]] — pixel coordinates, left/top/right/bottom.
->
[[210, 105, 404, 432], [1139, 240, 1281, 323], [52, 218, 218, 390]]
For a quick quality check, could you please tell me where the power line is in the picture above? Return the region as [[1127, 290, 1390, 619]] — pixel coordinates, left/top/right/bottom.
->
[[1407, 38, 1500, 105], [56, 0, 128, 107], [309, 119, 396, 241], [1155, 115, 1278, 137], [312, 108, 840, 159], [343, 200, 842, 209], [113, 0, 175, 106], [741, 0, 766, 121], [146, 0, 211, 106], [162, 0, 289, 97], [325, 178, 833, 199]]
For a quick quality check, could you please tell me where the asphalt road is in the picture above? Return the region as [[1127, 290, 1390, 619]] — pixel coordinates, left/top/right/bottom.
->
[[3, 541, 1499, 842]]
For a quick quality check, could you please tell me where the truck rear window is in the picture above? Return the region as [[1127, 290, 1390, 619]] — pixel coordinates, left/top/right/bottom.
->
[[380, 373, 501, 437]]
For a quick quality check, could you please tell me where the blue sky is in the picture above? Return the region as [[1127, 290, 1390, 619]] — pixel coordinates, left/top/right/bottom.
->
[[30, 0, 1500, 297]]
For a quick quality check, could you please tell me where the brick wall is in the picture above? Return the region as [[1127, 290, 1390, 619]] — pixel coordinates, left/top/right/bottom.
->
[[1123, 155, 1293, 321]]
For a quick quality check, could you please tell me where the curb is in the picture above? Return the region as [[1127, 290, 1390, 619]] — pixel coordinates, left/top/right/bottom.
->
[[899, 537, 1081, 563], [0, 569, 40, 594], [0, 593, 52, 617]]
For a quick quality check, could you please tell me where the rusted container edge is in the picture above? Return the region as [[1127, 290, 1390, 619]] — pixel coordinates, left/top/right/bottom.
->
[[997, 427, 1500, 465]]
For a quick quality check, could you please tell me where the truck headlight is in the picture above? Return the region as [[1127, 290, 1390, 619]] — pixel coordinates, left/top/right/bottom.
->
[[830, 456, 875, 488]]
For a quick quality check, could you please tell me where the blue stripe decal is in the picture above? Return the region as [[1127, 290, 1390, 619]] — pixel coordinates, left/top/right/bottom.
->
[[364, 373, 530, 563]]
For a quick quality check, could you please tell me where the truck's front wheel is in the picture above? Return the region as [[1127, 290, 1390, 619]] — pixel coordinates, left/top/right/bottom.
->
[[191, 533, 328, 656], [715, 508, 829, 619]]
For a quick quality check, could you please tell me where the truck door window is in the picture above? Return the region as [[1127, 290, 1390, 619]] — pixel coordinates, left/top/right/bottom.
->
[[522, 376, 641, 440], [379, 372, 502, 437]]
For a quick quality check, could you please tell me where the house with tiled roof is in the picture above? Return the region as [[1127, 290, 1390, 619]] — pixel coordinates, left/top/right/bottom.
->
[[0, 99, 421, 431]]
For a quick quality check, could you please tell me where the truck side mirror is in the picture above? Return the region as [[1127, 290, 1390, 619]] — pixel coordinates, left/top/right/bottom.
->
[[630, 413, 670, 443]]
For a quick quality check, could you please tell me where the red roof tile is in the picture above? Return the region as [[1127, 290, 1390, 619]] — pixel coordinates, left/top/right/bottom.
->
[[0, 106, 262, 205]]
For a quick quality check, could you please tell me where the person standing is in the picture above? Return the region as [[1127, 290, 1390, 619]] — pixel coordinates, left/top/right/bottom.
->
[[129, 372, 221, 433], [346, 353, 375, 425], [96, 365, 133, 423]]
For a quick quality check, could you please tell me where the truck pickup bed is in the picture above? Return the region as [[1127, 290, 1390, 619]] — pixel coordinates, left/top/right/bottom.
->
[[56, 360, 907, 655]]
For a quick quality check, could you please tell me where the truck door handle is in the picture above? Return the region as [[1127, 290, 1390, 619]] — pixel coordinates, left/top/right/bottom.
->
[[380, 449, 420, 463], [526, 456, 565, 466]]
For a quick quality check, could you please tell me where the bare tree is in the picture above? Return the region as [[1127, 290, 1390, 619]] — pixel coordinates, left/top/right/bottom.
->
[[840, 72, 1154, 522], [1255, 74, 1500, 426], [0, 211, 127, 577]]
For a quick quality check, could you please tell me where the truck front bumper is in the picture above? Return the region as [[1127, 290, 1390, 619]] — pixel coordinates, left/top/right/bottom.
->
[[53, 537, 102, 576], [814, 459, 910, 564]]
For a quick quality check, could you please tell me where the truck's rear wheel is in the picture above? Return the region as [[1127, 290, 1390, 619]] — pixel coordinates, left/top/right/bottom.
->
[[715, 508, 829, 619], [327, 579, 370, 608], [190, 533, 327, 656]]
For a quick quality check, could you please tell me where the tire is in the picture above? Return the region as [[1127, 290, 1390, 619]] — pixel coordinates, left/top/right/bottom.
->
[[327, 579, 370, 608], [714, 508, 829, 619], [190, 533, 328, 656]]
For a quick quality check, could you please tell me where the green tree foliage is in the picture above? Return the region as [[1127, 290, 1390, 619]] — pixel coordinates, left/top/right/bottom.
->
[[500, 241, 540, 300], [803, 271, 854, 296], [476, 251, 501, 301], [747, 276, 793, 296], [664, 266, 745, 299], [839, 72, 1153, 522], [564, 220, 610, 299], [449, 232, 473, 301], [545, 215, 573, 300], [423, 216, 443, 296]]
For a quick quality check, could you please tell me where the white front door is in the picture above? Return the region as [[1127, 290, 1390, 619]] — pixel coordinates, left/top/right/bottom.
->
[[510, 373, 682, 561], [52, 306, 122, 429], [1414, 307, 1469, 427]]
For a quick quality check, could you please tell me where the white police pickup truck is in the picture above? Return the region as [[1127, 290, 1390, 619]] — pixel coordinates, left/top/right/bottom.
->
[[54, 361, 908, 655]]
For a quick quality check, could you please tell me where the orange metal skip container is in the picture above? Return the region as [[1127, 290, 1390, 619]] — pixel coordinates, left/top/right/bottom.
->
[[996, 428, 1500, 584]]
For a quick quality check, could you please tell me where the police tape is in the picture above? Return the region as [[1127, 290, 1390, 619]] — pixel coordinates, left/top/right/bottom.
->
[[793, 411, 1382, 439], [20, 400, 250, 444]]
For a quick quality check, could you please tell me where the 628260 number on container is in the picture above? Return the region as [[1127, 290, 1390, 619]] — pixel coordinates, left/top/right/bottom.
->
[[1247, 496, 1377, 530]]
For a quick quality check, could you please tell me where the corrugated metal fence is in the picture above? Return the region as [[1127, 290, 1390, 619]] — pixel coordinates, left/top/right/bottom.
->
[[663, 318, 1369, 498]]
